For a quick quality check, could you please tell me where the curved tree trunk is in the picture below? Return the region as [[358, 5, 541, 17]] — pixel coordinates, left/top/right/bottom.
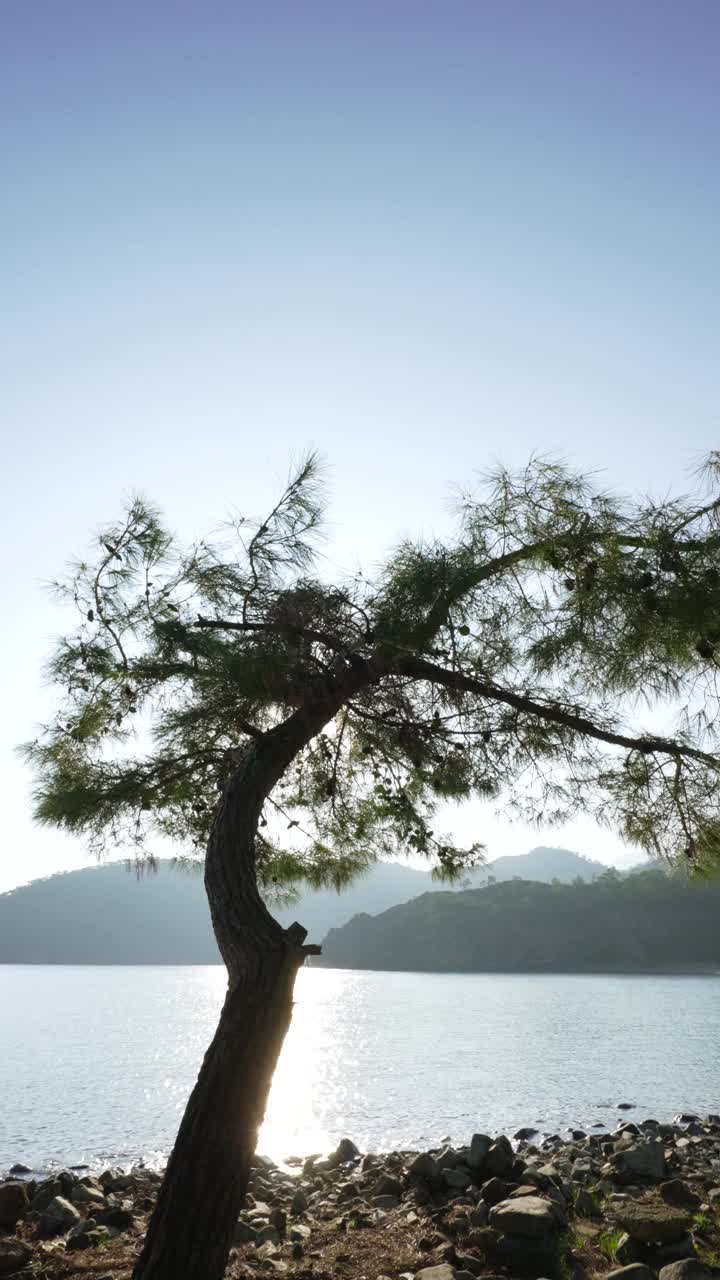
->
[[134, 666, 379, 1280], [132, 931, 304, 1280]]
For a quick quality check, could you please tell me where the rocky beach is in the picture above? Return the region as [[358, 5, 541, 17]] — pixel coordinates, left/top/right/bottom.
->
[[2, 1111, 720, 1280]]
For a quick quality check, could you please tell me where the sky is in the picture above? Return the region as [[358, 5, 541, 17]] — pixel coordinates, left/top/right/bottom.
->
[[1, 0, 719, 892]]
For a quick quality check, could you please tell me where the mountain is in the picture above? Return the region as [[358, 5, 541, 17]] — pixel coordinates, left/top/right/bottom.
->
[[319, 871, 720, 973], [0, 860, 432, 964], [463, 846, 608, 886], [0, 846, 612, 964]]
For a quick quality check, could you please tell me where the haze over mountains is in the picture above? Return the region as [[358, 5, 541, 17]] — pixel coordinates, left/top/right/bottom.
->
[[0, 847, 610, 964]]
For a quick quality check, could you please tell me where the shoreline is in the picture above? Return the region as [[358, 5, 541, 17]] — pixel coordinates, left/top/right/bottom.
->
[[3, 1112, 720, 1279]]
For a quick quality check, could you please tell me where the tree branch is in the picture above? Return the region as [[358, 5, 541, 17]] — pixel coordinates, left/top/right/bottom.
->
[[398, 656, 718, 766], [194, 615, 351, 656]]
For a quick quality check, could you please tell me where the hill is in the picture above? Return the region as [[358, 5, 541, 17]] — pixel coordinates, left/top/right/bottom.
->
[[319, 870, 720, 973], [0, 846, 612, 964]]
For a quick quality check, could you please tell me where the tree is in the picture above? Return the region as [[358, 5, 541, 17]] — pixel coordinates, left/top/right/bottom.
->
[[24, 453, 720, 1280]]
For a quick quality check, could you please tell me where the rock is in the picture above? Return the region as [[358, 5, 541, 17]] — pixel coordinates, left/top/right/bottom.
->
[[289, 1223, 311, 1242], [30, 1177, 63, 1212], [571, 1157, 593, 1182], [371, 1173, 402, 1199], [290, 1187, 308, 1215], [468, 1134, 492, 1168], [443, 1167, 472, 1190], [613, 1202, 693, 1244], [673, 1115, 699, 1127], [659, 1180, 702, 1211], [234, 1218, 258, 1245], [332, 1138, 360, 1165], [574, 1188, 601, 1218], [8, 1164, 31, 1176], [95, 1206, 134, 1230], [408, 1153, 438, 1182], [485, 1136, 515, 1177], [489, 1195, 565, 1238], [469, 1202, 488, 1226], [610, 1141, 666, 1183], [256, 1240, 280, 1260], [66, 1219, 111, 1252], [493, 1232, 561, 1275], [268, 1207, 286, 1236], [0, 1182, 29, 1230], [618, 1103, 636, 1111], [514, 1128, 539, 1141], [652, 1236, 696, 1265], [255, 1224, 280, 1245], [481, 1177, 512, 1207], [0, 1240, 33, 1277], [415, 1267, 455, 1280], [659, 1264, 712, 1280], [39, 1194, 82, 1236], [607, 1267, 655, 1280], [371, 1195, 400, 1210], [70, 1182, 106, 1205]]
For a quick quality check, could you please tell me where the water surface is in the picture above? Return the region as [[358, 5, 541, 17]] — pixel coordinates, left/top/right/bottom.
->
[[1, 966, 718, 1171]]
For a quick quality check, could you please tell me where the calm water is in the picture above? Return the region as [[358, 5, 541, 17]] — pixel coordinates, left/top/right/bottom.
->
[[1, 966, 719, 1173]]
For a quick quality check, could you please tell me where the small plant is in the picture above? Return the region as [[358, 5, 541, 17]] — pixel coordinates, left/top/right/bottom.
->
[[598, 1228, 624, 1259], [693, 1212, 712, 1233]]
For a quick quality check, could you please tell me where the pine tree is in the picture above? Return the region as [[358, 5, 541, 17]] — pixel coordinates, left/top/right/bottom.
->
[[24, 453, 720, 1280]]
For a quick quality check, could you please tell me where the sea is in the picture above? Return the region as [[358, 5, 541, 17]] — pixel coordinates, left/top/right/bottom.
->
[[1, 966, 719, 1174]]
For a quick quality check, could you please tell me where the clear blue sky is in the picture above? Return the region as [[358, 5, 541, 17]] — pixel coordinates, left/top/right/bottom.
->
[[2, 0, 719, 890]]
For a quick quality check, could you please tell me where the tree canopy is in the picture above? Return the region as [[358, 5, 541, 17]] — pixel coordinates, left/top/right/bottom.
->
[[24, 453, 720, 887]]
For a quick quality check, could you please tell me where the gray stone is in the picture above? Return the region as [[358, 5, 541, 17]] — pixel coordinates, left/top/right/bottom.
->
[[493, 1232, 561, 1275], [613, 1203, 692, 1244], [659, 1264, 712, 1280], [290, 1187, 308, 1215], [489, 1194, 564, 1238], [95, 1206, 134, 1230], [289, 1223, 311, 1242], [234, 1218, 259, 1245], [30, 1177, 63, 1212], [454, 1253, 485, 1275], [611, 1141, 666, 1183], [0, 1239, 33, 1277], [0, 1181, 29, 1230], [468, 1133, 492, 1169], [607, 1267, 654, 1280], [481, 1177, 512, 1207], [408, 1152, 438, 1182], [443, 1167, 472, 1190], [652, 1236, 697, 1265], [332, 1138, 360, 1165], [659, 1180, 702, 1211], [371, 1195, 400, 1210], [485, 1136, 515, 1177], [574, 1188, 601, 1219], [371, 1173, 402, 1199], [469, 1201, 488, 1226], [70, 1182, 106, 1206], [255, 1224, 280, 1245], [39, 1194, 82, 1236], [415, 1267, 455, 1280]]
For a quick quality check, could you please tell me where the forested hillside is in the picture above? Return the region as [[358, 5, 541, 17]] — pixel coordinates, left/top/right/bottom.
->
[[319, 871, 720, 973]]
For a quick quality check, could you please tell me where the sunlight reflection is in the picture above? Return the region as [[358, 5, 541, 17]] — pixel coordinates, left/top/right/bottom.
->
[[258, 967, 351, 1159]]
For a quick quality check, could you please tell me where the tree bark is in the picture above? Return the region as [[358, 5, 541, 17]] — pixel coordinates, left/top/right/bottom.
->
[[132, 931, 304, 1280], [134, 664, 380, 1280]]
